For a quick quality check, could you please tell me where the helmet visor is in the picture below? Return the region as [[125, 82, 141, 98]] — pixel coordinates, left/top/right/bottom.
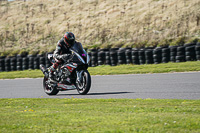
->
[[67, 39, 75, 46]]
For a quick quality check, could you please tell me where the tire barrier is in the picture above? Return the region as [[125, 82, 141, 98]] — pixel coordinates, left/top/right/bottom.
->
[[110, 50, 118, 66], [28, 55, 34, 70], [17, 56, 22, 71], [105, 51, 111, 65], [195, 43, 200, 60], [162, 48, 170, 63], [34, 56, 39, 69], [185, 46, 196, 61], [0, 57, 5, 72], [132, 49, 139, 64], [88, 52, 92, 67], [1, 43, 200, 72], [176, 46, 185, 62], [22, 57, 29, 70], [184, 43, 196, 61], [117, 49, 126, 65], [39, 55, 45, 67], [184, 42, 196, 47], [45, 52, 53, 68], [153, 48, 162, 64], [10, 57, 17, 71], [97, 51, 105, 65], [170, 46, 177, 62], [5, 57, 11, 72], [90, 49, 98, 67], [145, 49, 153, 64], [139, 49, 145, 64], [125, 49, 132, 64]]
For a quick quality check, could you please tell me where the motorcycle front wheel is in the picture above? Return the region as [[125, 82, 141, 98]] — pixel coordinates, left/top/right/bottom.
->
[[43, 77, 59, 95], [76, 70, 91, 95]]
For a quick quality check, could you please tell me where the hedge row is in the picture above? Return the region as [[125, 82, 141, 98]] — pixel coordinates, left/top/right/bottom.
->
[[0, 42, 200, 72]]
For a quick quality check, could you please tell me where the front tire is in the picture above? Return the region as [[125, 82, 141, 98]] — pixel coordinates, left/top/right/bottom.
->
[[76, 70, 91, 95], [43, 77, 59, 95]]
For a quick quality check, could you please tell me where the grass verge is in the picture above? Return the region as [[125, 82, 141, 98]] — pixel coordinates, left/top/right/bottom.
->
[[0, 61, 200, 79], [0, 98, 199, 132]]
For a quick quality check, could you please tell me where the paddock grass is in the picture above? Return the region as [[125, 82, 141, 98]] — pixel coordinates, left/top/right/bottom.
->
[[88, 61, 200, 75], [0, 61, 200, 79], [0, 98, 199, 132]]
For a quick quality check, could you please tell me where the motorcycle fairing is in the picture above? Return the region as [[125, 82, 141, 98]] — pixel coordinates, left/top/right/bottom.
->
[[61, 63, 77, 73], [57, 83, 76, 90], [71, 43, 90, 64]]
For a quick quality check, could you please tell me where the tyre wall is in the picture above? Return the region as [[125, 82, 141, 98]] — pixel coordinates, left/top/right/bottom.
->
[[1, 42, 200, 72]]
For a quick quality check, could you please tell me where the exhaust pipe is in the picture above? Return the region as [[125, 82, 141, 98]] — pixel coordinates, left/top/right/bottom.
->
[[40, 64, 49, 77]]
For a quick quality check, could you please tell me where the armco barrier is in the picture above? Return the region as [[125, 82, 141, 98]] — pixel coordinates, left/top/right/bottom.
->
[[1, 43, 200, 72]]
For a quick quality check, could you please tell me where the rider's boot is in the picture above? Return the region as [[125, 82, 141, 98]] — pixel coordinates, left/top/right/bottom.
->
[[66, 77, 71, 85]]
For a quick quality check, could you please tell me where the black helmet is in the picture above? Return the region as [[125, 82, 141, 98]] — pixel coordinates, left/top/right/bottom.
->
[[64, 32, 75, 47]]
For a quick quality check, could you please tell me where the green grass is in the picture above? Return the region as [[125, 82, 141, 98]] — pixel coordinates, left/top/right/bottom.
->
[[0, 99, 199, 132], [89, 61, 200, 75], [0, 61, 200, 79]]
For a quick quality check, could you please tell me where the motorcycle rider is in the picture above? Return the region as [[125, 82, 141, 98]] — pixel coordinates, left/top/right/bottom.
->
[[49, 32, 76, 82]]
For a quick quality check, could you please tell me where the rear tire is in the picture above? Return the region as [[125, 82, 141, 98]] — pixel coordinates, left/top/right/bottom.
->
[[43, 77, 59, 95], [76, 70, 91, 95]]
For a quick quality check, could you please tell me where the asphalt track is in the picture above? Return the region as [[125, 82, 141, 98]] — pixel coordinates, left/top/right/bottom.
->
[[0, 72, 199, 99]]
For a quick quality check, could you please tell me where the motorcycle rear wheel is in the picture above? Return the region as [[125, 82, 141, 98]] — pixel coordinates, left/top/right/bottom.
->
[[76, 70, 91, 95], [43, 77, 59, 95]]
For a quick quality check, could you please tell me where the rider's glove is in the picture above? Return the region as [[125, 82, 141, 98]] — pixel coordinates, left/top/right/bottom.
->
[[61, 54, 70, 60], [57, 54, 66, 60]]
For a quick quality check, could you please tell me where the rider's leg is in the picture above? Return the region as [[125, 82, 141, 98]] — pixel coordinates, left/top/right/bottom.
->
[[49, 61, 61, 81]]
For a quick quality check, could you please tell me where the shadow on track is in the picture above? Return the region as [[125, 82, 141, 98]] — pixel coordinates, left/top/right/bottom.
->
[[88, 91, 134, 95], [57, 91, 134, 96]]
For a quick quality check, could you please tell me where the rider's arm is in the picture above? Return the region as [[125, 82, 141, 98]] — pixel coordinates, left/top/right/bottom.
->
[[53, 40, 72, 60], [53, 41, 62, 60]]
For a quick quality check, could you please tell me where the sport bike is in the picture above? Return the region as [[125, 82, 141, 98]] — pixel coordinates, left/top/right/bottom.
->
[[40, 43, 91, 95]]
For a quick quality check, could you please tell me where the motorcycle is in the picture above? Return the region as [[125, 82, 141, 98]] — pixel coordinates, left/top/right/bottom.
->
[[40, 43, 91, 95]]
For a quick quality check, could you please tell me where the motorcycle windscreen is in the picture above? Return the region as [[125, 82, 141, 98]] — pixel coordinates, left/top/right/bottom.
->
[[71, 43, 84, 54], [71, 55, 83, 65], [71, 43, 87, 62]]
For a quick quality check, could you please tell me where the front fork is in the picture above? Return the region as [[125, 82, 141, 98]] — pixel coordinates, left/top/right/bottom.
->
[[76, 70, 84, 84]]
